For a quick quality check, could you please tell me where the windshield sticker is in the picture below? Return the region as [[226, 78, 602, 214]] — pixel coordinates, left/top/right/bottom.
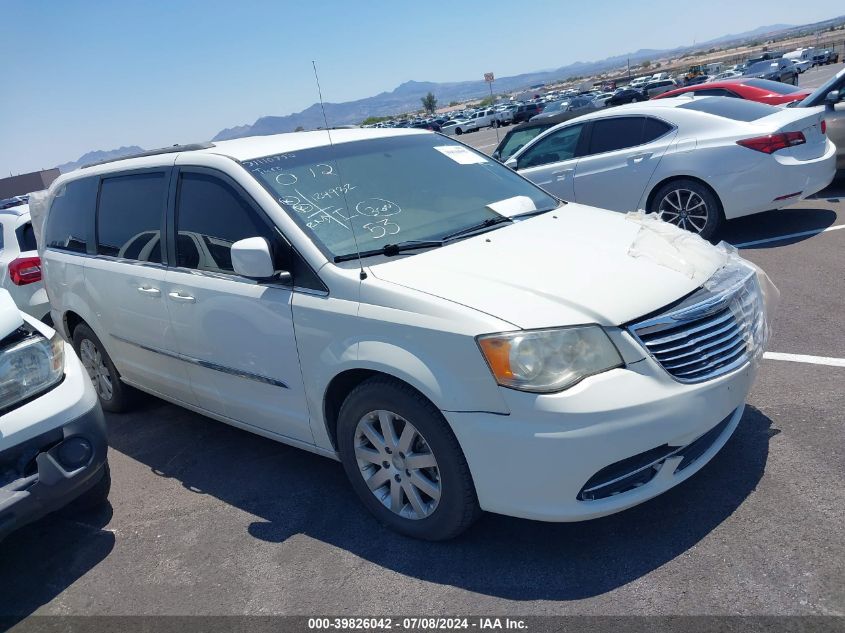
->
[[487, 195, 537, 216], [434, 145, 488, 165]]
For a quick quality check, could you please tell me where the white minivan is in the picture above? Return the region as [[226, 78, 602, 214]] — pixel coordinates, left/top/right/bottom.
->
[[39, 129, 774, 540]]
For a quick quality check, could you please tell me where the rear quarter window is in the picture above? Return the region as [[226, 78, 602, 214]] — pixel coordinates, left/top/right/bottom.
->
[[16, 221, 38, 252], [44, 176, 99, 253]]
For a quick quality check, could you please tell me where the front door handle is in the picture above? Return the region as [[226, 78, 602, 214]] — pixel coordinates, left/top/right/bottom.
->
[[168, 292, 196, 303], [551, 168, 575, 181], [137, 286, 161, 297]]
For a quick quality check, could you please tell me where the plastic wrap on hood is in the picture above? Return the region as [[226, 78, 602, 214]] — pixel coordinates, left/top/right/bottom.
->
[[704, 241, 780, 367], [627, 211, 779, 372], [625, 210, 728, 279], [26, 188, 53, 258]]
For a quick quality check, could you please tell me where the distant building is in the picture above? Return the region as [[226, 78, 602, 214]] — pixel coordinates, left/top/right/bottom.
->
[[0, 168, 60, 199]]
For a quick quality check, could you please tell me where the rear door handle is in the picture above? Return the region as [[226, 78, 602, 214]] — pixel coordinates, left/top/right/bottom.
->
[[168, 292, 196, 303], [137, 286, 161, 297], [629, 152, 653, 164]]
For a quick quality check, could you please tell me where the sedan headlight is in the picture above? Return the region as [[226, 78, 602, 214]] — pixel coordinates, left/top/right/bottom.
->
[[0, 329, 65, 412], [477, 326, 623, 393]]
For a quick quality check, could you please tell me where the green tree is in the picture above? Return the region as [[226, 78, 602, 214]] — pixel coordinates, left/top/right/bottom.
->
[[641, 60, 651, 68], [421, 92, 438, 114], [361, 115, 392, 125]]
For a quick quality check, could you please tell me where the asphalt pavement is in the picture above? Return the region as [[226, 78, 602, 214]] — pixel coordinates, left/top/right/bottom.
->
[[1, 64, 844, 624]]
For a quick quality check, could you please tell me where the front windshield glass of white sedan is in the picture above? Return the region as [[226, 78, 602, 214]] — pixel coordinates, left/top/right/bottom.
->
[[244, 134, 559, 260]]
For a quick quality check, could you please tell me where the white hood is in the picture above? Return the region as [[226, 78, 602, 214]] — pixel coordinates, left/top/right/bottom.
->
[[369, 205, 727, 329]]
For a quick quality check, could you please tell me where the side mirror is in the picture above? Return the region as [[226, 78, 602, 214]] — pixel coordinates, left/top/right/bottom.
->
[[504, 157, 518, 170], [825, 90, 841, 108], [231, 237, 287, 282]]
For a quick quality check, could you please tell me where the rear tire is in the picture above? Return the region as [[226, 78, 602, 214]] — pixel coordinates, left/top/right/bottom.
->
[[72, 324, 134, 413], [337, 377, 481, 541], [649, 178, 724, 241]]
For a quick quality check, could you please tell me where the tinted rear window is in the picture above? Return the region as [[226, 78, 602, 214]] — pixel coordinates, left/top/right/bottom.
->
[[96, 172, 166, 261], [678, 97, 775, 122], [588, 117, 666, 154], [743, 78, 802, 95], [45, 176, 99, 253]]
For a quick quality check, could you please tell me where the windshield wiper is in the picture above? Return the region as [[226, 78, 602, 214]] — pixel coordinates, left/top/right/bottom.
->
[[439, 215, 514, 242], [333, 240, 444, 262], [332, 206, 561, 263], [512, 204, 564, 219]]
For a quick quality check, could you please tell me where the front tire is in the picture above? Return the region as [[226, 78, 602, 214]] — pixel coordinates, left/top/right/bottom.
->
[[73, 324, 134, 413], [337, 377, 480, 541], [649, 179, 724, 240], [455, 128, 463, 135]]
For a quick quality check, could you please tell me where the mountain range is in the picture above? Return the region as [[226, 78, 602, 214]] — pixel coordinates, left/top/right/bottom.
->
[[59, 18, 843, 171], [56, 146, 144, 173]]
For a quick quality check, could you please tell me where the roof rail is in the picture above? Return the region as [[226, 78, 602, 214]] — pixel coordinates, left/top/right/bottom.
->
[[81, 143, 216, 169]]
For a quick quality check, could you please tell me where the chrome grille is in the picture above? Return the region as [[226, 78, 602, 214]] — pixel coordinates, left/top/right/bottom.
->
[[629, 264, 767, 383]]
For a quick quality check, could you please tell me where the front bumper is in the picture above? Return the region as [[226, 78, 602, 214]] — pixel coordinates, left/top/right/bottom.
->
[[0, 402, 108, 541], [0, 340, 108, 541], [444, 355, 755, 522]]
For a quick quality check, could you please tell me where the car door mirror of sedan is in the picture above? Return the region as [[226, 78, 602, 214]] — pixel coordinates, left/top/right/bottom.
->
[[825, 90, 841, 108], [231, 237, 289, 282], [504, 157, 518, 170]]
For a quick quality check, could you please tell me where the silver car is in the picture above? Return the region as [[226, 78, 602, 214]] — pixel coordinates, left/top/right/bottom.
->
[[791, 66, 845, 170]]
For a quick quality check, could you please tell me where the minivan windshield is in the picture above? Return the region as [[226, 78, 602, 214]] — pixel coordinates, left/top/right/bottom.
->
[[244, 134, 558, 260]]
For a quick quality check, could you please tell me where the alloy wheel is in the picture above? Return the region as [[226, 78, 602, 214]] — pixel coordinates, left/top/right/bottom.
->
[[657, 188, 709, 234], [354, 409, 441, 520], [79, 338, 113, 400]]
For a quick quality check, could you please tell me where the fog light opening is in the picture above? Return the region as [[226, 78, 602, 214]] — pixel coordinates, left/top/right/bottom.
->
[[56, 437, 93, 470]]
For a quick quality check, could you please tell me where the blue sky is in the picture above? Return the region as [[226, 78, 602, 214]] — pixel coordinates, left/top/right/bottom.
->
[[1, 0, 842, 175]]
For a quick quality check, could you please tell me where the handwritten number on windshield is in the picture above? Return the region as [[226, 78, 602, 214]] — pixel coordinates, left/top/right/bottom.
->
[[363, 218, 400, 239]]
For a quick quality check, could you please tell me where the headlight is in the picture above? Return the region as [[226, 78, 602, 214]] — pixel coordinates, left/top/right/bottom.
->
[[0, 329, 65, 412], [477, 326, 623, 393]]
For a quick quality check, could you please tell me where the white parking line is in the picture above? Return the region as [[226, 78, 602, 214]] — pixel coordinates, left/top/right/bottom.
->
[[764, 352, 845, 367], [732, 224, 845, 248], [475, 142, 498, 150]]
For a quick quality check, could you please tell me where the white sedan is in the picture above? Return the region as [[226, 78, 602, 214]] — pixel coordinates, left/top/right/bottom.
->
[[440, 118, 472, 136], [504, 97, 836, 238], [790, 59, 812, 74]]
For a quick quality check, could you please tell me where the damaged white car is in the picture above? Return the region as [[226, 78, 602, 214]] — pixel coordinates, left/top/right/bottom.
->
[[37, 129, 776, 540]]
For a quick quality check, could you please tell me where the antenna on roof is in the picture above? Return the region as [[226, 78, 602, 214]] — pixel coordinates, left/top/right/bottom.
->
[[312, 60, 366, 281]]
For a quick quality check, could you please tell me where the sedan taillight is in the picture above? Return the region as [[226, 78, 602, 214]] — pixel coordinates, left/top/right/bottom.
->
[[9, 256, 42, 285], [821, 120, 827, 135], [736, 131, 805, 154]]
